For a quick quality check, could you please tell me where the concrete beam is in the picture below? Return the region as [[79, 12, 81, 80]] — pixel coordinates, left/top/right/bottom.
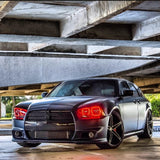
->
[[1, 35, 160, 49], [141, 47, 160, 56], [106, 10, 160, 24], [41, 83, 59, 89], [39, 44, 87, 53], [8, 84, 41, 90], [0, 83, 58, 96], [142, 89, 155, 94], [0, 42, 52, 52], [39, 43, 118, 54], [0, 1, 18, 20], [0, 90, 49, 96], [0, 42, 28, 51], [6, 2, 84, 21], [87, 46, 116, 54], [133, 15, 160, 40], [0, 56, 150, 87], [72, 23, 132, 40], [132, 1, 160, 11], [0, 18, 60, 37], [28, 43, 52, 52], [0, 51, 159, 61], [39, 44, 116, 54], [34, 1, 91, 7], [154, 88, 160, 92], [99, 46, 141, 55], [107, 61, 160, 81], [134, 78, 160, 87], [25, 89, 47, 94], [61, 1, 142, 37], [141, 88, 154, 91]]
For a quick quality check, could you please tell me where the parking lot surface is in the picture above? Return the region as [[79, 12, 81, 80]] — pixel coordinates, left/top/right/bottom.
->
[[0, 133, 159, 160]]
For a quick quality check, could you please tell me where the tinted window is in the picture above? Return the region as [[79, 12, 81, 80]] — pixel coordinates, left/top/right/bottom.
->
[[120, 81, 130, 90], [133, 84, 144, 97], [48, 80, 116, 97], [128, 83, 139, 97]]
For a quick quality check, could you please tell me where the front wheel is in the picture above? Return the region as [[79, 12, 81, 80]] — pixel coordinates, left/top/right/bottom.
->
[[17, 142, 41, 147], [138, 110, 153, 139], [96, 111, 124, 149]]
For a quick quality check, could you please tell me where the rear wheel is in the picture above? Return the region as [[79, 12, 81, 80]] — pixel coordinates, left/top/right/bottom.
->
[[138, 110, 153, 139], [96, 111, 124, 149], [17, 142, 41, 147]]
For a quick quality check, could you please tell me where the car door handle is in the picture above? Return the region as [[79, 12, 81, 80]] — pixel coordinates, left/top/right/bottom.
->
[[137, 100, 141, 104], [133, 100, 137, 104], [133, 100, 141, 104]]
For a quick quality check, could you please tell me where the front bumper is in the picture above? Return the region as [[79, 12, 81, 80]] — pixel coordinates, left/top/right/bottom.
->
[[12, 116, 109, 144]]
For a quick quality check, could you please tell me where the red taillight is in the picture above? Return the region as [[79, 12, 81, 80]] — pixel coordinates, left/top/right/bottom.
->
[[76, 103, 105, 120], [14, 107, 27, 120]]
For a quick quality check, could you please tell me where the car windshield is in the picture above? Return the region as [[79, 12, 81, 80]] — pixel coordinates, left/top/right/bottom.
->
[[48, 80, 116, 97]]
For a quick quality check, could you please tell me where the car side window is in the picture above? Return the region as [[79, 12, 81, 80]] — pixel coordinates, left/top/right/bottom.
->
[[128, 83, 139, 97], [134, 84, 144, 97], [120, 81, 130, 95]]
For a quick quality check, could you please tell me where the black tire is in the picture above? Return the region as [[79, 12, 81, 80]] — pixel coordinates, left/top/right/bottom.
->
[[138, 110, 153, 139], [96, 111, 124, 149], [17, 142, 41, 147]]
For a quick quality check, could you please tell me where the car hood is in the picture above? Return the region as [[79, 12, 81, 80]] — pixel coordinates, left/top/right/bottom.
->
[[27, 96, 112, 111], [29, 97, 97, 110], [16, 96, 117, 111]]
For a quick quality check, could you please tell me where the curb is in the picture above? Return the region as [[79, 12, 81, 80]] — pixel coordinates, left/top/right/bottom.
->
[[153, 126, 160, 132], [0, 129, 12, 135]]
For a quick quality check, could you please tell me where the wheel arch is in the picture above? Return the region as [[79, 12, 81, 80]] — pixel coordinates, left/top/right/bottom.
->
[[108, 106, 121, 118], [145, 108, 152, 120]]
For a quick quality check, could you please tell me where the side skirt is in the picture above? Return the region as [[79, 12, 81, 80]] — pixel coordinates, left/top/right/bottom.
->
[[124, 130, 144, 138]]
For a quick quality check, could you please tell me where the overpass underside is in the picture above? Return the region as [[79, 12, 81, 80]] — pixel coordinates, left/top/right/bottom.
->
[[0, 1, 159, 95]]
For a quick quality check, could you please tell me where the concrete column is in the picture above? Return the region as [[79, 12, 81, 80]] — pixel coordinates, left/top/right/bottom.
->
[[0, 97, 1, 118], [12, 96, 15, 117]]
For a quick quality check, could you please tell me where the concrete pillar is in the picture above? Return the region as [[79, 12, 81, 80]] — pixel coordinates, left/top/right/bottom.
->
[[0, 97, 1, 118], [12, 96, 15, 117]]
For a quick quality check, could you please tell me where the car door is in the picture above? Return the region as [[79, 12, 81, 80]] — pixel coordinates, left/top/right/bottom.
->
[[119, 81, 138, 133], [128, 83, 148, 130]]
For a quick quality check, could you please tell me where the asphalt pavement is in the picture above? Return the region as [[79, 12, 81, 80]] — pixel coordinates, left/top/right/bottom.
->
[[0, 135, 160, 160], [0, 121, 12, 135], [0, 120, 160, 160]]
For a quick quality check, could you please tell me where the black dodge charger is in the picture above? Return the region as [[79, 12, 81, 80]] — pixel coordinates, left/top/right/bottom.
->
[[12, 78, 153, 149]]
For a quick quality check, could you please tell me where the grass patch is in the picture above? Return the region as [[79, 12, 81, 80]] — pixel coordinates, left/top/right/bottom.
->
[[0, 117, 12, 120]]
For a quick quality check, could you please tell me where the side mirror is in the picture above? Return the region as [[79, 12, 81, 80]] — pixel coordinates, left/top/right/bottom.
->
[[123, 89, 133, 96], [41, 92, 48, 98]]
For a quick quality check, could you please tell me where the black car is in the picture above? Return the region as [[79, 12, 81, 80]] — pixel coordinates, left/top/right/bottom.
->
[[12, 78, 153, 149]]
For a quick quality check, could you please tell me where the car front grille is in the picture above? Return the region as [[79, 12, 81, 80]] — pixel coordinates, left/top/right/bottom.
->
[[25, 110, 75, 140]]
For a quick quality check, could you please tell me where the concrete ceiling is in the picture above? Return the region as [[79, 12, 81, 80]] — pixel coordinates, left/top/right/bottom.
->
[[6, 2, 85, 21], [0, 1, 160, 95]]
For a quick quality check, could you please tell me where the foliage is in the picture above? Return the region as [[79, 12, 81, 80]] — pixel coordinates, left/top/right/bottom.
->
[[0, 117, 12, 120], [145, 94, 160, 117], [1, 96, 42, 118]]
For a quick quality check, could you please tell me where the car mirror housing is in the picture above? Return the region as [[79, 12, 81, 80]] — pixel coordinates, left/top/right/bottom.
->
[[123, 89, 133, 97], [41, 92, 48, 98]]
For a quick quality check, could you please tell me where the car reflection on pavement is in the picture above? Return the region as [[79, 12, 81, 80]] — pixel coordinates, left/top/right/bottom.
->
[[0, 134, 160, 160]]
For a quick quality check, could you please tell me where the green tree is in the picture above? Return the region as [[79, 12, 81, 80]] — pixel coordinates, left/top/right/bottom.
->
[[1, 96, 42, 118], [145, 94, 160, 117]]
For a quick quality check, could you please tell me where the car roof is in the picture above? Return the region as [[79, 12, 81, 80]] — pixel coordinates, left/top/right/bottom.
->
[[64, 77, 129, 82]]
